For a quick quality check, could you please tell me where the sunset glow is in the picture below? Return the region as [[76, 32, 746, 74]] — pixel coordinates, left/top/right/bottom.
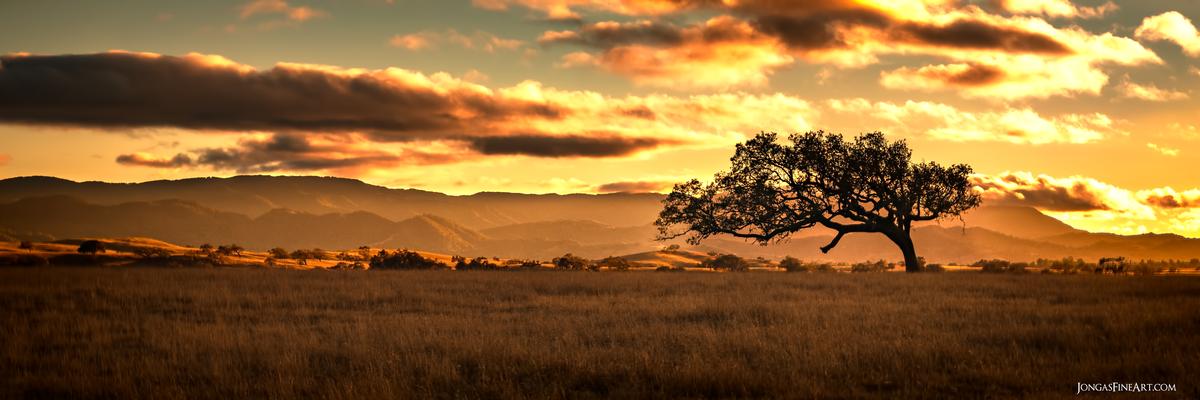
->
[[1, 0, 1199, 237]]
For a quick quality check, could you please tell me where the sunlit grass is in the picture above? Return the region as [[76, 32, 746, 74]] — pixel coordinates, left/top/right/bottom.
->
[[1, 268, 1197, 398]]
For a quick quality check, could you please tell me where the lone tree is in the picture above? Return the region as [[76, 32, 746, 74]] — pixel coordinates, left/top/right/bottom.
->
[[656, 131, 980, 272]]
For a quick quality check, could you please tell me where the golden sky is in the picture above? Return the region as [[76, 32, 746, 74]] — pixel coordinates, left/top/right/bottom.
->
[[1, 0, 1199, 236]]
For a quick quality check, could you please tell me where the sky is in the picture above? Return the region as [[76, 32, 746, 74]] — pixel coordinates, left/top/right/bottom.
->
[[0, 0, 1199, 237]]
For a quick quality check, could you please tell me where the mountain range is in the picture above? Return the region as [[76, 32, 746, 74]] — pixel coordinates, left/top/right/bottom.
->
[[2, 175, 1198, 262]]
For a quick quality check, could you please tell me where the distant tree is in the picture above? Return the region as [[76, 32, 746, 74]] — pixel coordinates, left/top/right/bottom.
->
[[310, 248, 325, 261], [665, 244, 681, 251], [553, 253, 589, 270], [269, 247, 289, 259], [656, 131, 980, 272], [371, 249, 449, 270], [357, 246, 372, 261], [290, 249, 310, 265], [134, 247, 171, 259], [77, 240, 105, 255], [850, 260, 889, 273], [455, 256, 498, 271], [702, 254, 749, 272], [264, 257, 277, 268], [18, 240, 33, 252], [779, 256, 807, 272], [596, 256, 631, 271], [217, 245, 233, 256], [199, 243, 214, 253], [228, 244, 244, 256]]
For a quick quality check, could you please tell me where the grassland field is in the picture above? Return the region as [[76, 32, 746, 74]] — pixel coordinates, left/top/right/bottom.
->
[[1, 266, 1198, 399]]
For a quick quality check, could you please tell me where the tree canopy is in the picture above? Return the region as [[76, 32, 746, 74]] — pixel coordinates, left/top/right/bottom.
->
[[656, 131, 980, 272]]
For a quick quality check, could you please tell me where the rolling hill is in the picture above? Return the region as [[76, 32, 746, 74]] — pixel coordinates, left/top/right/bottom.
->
[[2, 175, 1199, 262]]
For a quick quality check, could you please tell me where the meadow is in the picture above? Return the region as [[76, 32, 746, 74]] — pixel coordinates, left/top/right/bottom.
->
[[1, 268, 1198, 399]]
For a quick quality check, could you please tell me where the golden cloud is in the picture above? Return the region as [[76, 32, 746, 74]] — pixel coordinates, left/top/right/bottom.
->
[[1136, 11, 1200, 57], [997, 0, 1116, 19], [825, 98, 1116, 144], [1117, 81, 1190, 102], [529, 1, 1159, 96]]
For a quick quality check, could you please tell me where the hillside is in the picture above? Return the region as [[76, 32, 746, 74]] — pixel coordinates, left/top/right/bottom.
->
[[0, 176, 665, 229], [3, 175, 1199, 262]]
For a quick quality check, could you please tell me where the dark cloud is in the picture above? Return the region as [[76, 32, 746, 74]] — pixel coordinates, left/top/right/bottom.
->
[[115, 153, 194, 168], [465, 134, 671, 157], [542, 21, 685, 47], [891, 19, 1072, 54], [595, 180, 674, 193], [116, 132, 448, 173], [753, 9, 890, 50], [0, 52, 564, 140], [973, 174, 1113, 212]]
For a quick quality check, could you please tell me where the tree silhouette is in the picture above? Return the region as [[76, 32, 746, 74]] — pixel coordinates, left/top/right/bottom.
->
[[18, 240, 33, 252], [656, 131, 980, 272]]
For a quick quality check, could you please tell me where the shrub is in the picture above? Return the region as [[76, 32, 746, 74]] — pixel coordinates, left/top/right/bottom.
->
[[133, 247, 172, 259], [779, 256, 807, 272], [77, 240, 105, 255], [455, 256, 499, 271], [553, 253, 589, 271], [331, 261, 366, 271], [701, 254, 749, 272], [18, 240, 33, 251], [370, 249, 449, 270], [973, 259, 1029, 274], [357, 246, 372, 261], [199, 243, 214, 253], [924, 263, 945, 273], [655, 266, 673, 272], [851, 260, 889, 273], [596, 256, 631, 271]]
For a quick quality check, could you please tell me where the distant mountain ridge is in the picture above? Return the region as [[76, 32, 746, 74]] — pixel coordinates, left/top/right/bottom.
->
[[2, 175, 1198, 262], [0, 175, 665, 229]]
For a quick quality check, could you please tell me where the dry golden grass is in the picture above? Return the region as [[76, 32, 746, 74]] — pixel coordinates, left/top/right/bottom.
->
[[1, 268, 1198, 399]]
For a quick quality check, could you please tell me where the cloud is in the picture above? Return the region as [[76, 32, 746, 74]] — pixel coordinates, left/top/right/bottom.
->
[[115, 153, 194, 168], [1138, 187, 1200, 209], [971, 171, 1153, 217], [393, 29, 524, 52], [1, 51, 827, 170], [880, 63, 1006, 88], [529, 1, 1159, 95], [825, 98, 1115, 144], [1147, 143, 1181, 156], [1117, 81, 1189, 101], [390, 33, 435, 50], [594, 180, 674, 193], [465, 134, 670, 157], [973, 172, 1200, 237], [1136, 11, 1200, 57], [117, 133, 461, 175], [0, 51, 562, 140], [549, 17, 794, 89], [239, 0, 325, 22], [998, 0, 1116, 19]]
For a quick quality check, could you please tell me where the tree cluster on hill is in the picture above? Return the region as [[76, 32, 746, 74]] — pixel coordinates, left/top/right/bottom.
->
[[369, 249, 448, 270], [553, 253, 591, 271], [454, 255, 500, 271], [595, 256, 631, 271], [701, 254, 749, 272]]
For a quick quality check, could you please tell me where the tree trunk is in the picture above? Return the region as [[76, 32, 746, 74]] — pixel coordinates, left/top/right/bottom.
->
[[894, 234, 922, 273]]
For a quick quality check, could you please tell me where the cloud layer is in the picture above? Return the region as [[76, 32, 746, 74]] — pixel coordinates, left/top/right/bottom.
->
[[528, 0, 1160, 96]]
